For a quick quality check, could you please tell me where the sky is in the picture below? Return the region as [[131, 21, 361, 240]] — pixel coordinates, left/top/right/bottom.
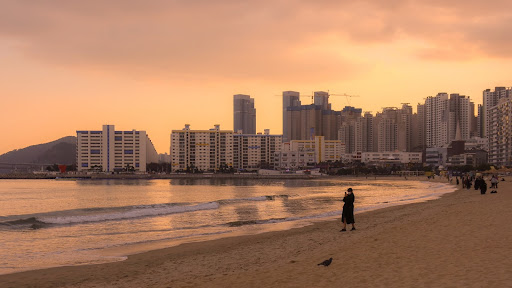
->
[[1, 0, 512, 155]]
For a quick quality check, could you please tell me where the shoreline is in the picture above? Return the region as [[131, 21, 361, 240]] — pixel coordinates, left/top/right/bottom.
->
[[0, 173, 427, 180], [3, 177, 509, 287]]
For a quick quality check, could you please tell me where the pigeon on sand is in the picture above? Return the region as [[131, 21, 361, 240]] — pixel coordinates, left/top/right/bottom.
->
[[317, 258, 333, 266]]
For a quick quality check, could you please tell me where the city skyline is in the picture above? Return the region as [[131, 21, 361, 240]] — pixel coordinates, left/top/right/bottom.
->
[[2, 1, 512, 155], [0, 88, 498, 156]]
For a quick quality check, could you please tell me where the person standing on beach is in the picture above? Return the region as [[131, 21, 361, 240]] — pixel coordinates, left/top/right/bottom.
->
[[341, 188, 356, 232], [480, 178, 487, 194], [491, 175, 498, 189]]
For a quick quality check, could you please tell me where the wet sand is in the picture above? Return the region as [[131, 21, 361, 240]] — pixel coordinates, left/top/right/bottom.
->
[[1, 176, 511, 287]]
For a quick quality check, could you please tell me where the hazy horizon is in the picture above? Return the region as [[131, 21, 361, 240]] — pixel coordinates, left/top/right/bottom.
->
[[2, 1, 512, 155]]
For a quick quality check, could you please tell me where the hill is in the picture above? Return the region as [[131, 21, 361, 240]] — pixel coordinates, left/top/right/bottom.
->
[[0, 136, 76, 165]]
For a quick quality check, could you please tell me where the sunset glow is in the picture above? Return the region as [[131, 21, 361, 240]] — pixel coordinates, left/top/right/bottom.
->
[[1, 0, 512, 154]]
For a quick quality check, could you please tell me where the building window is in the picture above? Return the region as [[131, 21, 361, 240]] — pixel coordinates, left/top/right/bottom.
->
[[82, 163, 89, 167], [115, 136, 122, 141], [125, 150, 134, 154], [90, 149, 101, 154]]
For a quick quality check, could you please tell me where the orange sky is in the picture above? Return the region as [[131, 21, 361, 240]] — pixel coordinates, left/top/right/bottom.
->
[[1, 0, 512, 155]]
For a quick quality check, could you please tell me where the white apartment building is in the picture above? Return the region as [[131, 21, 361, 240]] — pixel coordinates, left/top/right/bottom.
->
[[233, 130, 282, 171], [425, 93, 450, 148], [170, 124, 233, 172], [275, 136, 344, 169], [76, 125, 158, 172], [488, 98, 512, 166], [482, 87, 512, 138]]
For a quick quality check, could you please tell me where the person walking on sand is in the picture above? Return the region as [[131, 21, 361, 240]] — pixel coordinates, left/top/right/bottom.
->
[[491, 175, 498, 189], [341, 188, 356, 232]]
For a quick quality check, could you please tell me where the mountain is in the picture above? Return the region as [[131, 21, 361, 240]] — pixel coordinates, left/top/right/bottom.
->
[[0, 136, 76, 165]]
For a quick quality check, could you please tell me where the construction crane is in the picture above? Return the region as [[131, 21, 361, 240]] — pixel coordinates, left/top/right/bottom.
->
[[276, 92, 360, 105], [329, 93, 360, 106]]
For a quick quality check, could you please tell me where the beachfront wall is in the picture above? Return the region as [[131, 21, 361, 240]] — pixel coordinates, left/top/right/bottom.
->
[[76, 125, 158, 172], [170, 124, 234, 172], [360, 151, 422, 165]]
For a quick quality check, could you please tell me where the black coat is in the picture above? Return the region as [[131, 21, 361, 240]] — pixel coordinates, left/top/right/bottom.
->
[[342, 193, 355, 224]]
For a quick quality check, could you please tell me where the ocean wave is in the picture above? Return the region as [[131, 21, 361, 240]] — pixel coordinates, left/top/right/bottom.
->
[[0, 202, 220, 228], [39, 202, 220, 225], [0, 217, 47, 229], [217, 194, 290, 204]]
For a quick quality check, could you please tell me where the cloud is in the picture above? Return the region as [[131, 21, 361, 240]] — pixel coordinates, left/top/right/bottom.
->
[[1, 0, 512, 81]]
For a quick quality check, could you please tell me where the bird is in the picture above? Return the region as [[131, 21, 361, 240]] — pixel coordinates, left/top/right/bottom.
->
[[317, 258, 333, 266]]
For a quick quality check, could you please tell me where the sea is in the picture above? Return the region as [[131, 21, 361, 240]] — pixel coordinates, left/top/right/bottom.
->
[[0, 177, 456, 275]]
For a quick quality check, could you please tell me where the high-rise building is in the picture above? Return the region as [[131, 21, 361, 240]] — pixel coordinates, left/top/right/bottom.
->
[[282, 91, 301, 143], [425, 93, 474, 148], [482, 87, 512, 138], [233, 130, 282, 171], [425, 93, 449, 148], [448, 94, 471, 141], [170, 124, 233, 172], [76, 125, 158, 172], [397, 104, 413, 152], [470, 102, 478, 137], [359, 112, 375, 153], [412, 103, 426, 152], [337, 106, 363, 154], [477, 104, 483, 138], [283, 91, 340, 142], [488, 98, 512, 165], [376, 108, 398, 152], [234, 94, 256, 134]]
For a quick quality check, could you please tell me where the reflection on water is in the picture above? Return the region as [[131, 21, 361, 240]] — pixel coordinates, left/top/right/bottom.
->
[[0, 178, 455, 275], [75, 179, 156, 186]]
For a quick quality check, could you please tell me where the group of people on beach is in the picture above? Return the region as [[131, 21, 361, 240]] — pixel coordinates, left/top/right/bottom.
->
[[457, 174, 500, 194], [340, 173, 503, 231]]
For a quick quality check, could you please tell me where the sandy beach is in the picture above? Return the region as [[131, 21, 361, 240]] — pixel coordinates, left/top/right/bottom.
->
[[1, 176, 511, 288]]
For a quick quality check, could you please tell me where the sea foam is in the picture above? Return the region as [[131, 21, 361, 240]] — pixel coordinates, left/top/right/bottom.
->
[[38, 202, 220, 225]]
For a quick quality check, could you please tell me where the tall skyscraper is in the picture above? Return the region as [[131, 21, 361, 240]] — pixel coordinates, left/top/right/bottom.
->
[[282, 91, 301, 143], [413, 103, 426, 152], [376, 108, 399, 152], [397, 104, 413, 152], [477, 104, 483, 138], [488, 97, 512, 165], [425, 93, 449, 148], [448, 94, 471, 141], [338, 106, 363, 154], [482, 87, 512, 138], [425, 92, 473, 148], [283, 91, 340, 142], [233, 94, 256, 134]]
